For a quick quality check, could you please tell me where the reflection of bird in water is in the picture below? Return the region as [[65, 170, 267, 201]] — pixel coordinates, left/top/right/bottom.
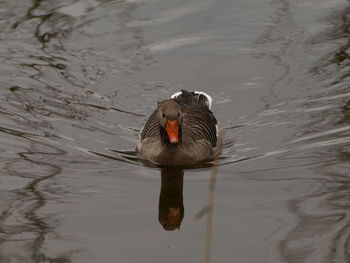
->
[[158, 169, 184, 231], [137, 90, 223, 166]]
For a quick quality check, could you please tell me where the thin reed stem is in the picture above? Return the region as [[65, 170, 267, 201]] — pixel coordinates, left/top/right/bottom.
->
[[204, 156, 220, 263]]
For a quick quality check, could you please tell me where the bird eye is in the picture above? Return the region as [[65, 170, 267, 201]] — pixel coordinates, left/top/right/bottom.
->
[[162, 113, 166, 118], [178, 113, 180, 117]]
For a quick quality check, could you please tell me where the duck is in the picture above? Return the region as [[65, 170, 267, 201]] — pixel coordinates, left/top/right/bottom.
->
[[137, 90, 223, 166]]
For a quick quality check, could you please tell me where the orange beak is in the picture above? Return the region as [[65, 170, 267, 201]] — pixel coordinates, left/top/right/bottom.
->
[[165, 120, 179, 144]]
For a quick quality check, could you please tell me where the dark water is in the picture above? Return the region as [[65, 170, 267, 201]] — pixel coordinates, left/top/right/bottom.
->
[[1, 0, 350, 262]]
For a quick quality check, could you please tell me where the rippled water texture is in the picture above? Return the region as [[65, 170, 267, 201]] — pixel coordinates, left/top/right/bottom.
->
[[1, 0, 350, 262]]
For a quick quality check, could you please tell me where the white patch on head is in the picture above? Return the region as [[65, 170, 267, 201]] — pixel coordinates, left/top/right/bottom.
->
[[194, 91, 212, 109], [170, 91, 182, 98]]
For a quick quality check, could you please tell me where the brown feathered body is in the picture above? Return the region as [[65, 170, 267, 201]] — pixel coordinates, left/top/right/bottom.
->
[[137, 90, 223, 166]]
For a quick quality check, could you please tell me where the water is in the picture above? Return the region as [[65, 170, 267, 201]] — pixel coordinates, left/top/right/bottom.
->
[[1, 0, 350, 262]]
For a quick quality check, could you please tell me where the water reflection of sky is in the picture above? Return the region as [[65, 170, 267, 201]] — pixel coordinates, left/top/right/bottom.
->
[[276, 5, 350, 262]]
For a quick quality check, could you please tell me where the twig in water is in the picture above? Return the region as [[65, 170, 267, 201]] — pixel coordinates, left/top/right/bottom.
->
[[204, 154, 220, 263]]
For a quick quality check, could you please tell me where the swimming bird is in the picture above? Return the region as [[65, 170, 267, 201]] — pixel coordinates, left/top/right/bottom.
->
[[137, 90, 222, 166]]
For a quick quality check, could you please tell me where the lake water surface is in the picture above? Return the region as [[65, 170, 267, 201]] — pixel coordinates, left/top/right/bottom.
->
[[1, 0, 350, 262]]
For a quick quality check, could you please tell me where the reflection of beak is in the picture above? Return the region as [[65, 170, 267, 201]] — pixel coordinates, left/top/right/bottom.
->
[[166, 120, 179, 144], [160, 207, 181, 231], [167, 207, 180, 225]]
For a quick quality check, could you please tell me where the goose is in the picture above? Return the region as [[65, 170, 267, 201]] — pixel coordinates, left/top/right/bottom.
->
[[137, 90, 223, 166]]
